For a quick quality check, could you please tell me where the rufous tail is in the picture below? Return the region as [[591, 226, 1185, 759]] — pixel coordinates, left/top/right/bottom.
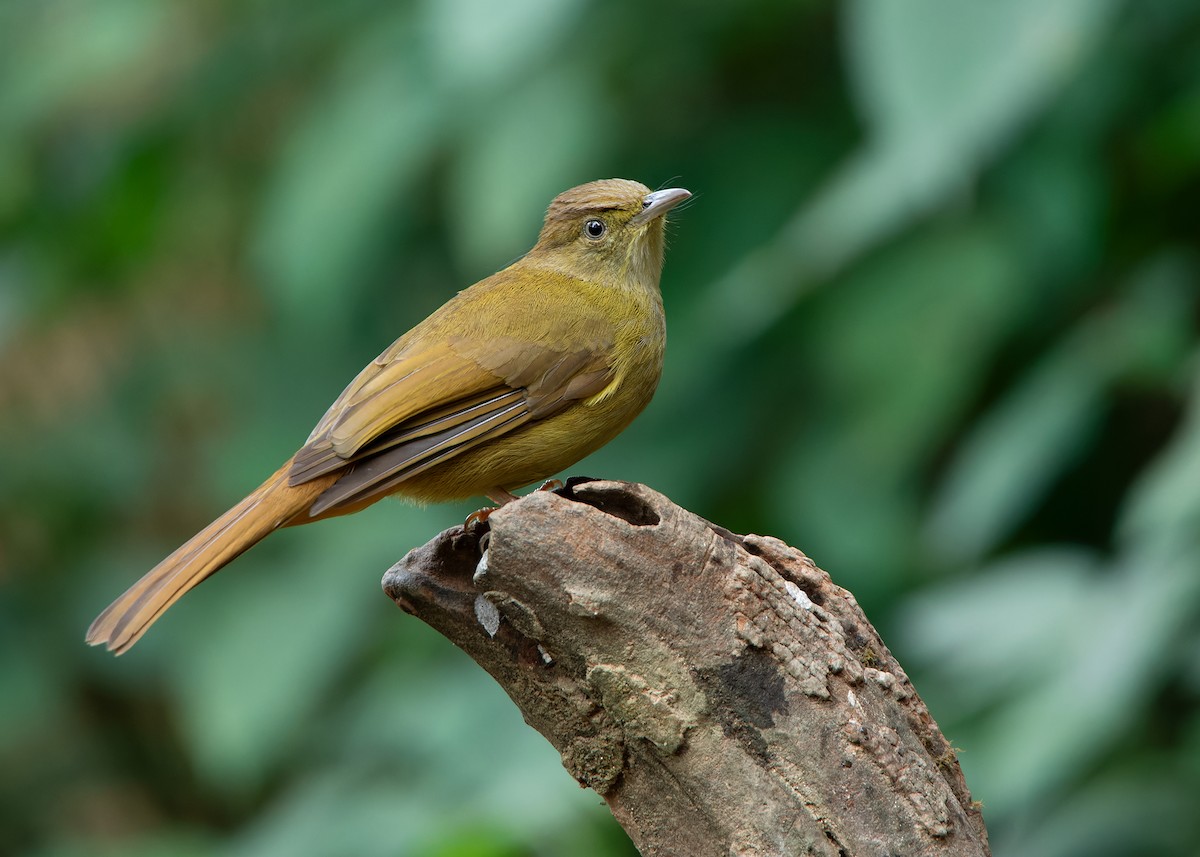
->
[[86, 459, 336, 655]]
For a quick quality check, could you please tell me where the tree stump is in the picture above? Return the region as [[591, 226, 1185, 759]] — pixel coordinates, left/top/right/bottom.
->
[[382, 479, 989, 857]]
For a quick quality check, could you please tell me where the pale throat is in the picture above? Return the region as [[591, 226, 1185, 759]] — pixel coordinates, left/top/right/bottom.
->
[[527, 238, 664, 296]]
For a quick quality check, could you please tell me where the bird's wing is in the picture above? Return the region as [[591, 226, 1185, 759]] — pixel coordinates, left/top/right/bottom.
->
[[287, 319, 614, 516]]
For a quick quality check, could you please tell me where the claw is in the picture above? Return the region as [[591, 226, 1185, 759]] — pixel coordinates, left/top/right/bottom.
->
[[465, 506, 497, 527], [464, 482, 560, 528], [465, 487, 521, 528]]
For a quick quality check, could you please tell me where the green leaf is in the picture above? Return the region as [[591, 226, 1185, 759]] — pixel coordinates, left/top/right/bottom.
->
[[848, 0, 1114, 153], [165, 506, 434, 793], [422, 0, 585, 93], [252, 16, 442, 331], [928, 253, 1196, 562], [1118, 358, 1200, 555], [227, 664, 606, 857], [924, 335, 1106, 563], [764, 224, 1023, 586], [901, 545, 1200, 815], [690, 0, 1120, 343], [0, 1, 180, 137], [446, 67, 616, 273]]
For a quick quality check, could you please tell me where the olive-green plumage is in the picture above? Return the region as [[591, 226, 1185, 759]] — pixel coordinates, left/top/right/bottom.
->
[[86, 178, 690, 654]]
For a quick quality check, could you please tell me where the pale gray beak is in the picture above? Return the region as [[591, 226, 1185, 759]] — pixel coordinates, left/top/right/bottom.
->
[[631, 187, 691, 224]]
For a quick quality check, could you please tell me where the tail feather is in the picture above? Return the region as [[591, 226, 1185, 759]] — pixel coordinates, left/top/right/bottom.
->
[[86, 459, 337, 655]]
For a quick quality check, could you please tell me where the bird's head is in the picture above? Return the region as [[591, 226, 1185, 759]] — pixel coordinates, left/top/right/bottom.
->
[[528, 179, 691, 291]]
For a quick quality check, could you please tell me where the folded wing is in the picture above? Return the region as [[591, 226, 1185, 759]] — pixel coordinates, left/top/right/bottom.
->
[[289, 333, 613, 516]]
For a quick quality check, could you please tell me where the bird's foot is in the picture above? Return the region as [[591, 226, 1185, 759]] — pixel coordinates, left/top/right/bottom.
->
[[463, 482, 563, 528], [464, 506, 496, 528], [464, 488, 522, 528]]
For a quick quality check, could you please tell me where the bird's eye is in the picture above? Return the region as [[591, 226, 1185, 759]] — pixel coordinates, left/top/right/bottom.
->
[[584, 219, 606, 240]]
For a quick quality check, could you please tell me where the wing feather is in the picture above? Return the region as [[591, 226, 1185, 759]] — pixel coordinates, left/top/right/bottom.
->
[[290, 343, 500, 485], [288, 270, 621, 506], [308, 396, 531, 516], [290, 389, 524, 484]]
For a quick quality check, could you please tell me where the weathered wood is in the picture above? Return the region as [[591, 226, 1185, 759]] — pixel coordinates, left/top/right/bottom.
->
[[383, 479, 989, 857]]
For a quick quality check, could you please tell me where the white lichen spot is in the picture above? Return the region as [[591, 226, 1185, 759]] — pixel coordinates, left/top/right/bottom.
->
[[473, 548, 489, 584], [474, 593, 501, 637], [865, 668, 897, 690], [784, 579, 813, 610]]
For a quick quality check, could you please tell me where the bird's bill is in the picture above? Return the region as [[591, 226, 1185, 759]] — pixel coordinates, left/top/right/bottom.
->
[[631, 187, 691, 224]]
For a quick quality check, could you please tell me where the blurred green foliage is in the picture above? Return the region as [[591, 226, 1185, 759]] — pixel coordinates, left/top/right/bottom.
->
[[2, 0, 1199, 854]]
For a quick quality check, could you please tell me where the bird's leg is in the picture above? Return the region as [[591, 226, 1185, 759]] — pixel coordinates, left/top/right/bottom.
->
[[487, 488, 522, 504], [464, 482, 563, 528]]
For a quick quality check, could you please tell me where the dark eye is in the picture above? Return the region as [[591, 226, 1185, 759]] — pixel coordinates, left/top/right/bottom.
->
[[584, 219, 606, 240]]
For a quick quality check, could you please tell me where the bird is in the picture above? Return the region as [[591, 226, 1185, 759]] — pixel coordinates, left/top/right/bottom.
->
[[86, 178, 690, 654]]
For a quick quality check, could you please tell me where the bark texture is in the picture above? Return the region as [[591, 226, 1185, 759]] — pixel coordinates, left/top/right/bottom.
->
[[383, 479, 989, 857]]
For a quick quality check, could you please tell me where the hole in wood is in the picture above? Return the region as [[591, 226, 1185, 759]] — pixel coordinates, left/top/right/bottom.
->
[[558, 479, 661, 527]]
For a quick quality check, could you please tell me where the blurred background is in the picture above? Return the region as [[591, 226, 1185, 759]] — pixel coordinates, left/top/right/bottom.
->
[[2, 0, 1199, 854]]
